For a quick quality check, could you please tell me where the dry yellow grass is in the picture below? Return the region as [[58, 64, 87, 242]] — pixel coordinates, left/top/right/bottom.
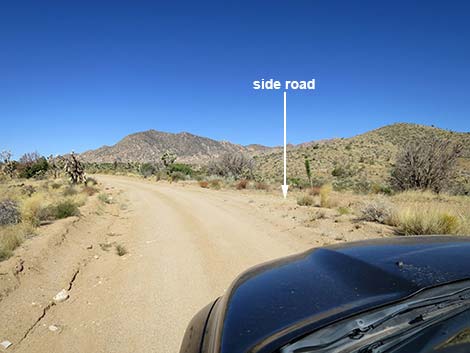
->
[[0, 178, 95, 261]]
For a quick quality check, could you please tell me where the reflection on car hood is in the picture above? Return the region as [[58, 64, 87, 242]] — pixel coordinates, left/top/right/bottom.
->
[[210, 236, 470, 353]]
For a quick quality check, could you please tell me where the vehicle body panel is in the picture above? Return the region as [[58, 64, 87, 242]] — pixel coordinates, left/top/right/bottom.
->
[[181, 236, 470, 353]]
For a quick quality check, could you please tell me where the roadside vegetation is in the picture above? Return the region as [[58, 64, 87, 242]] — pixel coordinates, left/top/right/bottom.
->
[[77, 132, 470, 237], [0, 151, 96, 261]]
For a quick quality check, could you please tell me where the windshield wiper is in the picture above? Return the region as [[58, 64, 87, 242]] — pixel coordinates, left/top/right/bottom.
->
[[281, 284, 470, 353]]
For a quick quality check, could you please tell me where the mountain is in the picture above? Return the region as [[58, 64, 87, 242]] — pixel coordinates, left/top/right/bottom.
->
[[80, 130, 266, 164], [81, 124, 469, 188], [255, 123, 470, 185]]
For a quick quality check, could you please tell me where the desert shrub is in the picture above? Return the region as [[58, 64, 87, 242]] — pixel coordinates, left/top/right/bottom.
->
[[337, 206, 351, 215], [391, 136, 461, 193], [54, 200, 79, 219], [0, 231, 22, 260], [320, 184, 333, 208], [51, 182, 62, 189], [85, 177, 98, 186], [359, 199, 393, 224], [331, 164, 354, 178], [209, 179, 221, 190], [353, 178, 372, 194], [288, 177, 310, 190], [115, 244, 128, 256], [390, 209, 460, 235], [371, 183, 393, 195], [0, 224, 36, 261], [82, 185, 98, 196], [170, 171, 186, 182], [168, 163, 193, 176], [198, 180, 209, 188], [333, 178, 355, 191], [17, 153, 49, 179], [21, 185, 36, 197], [62, 185, 78, 196], [21, 194, 51, 226], [0, 199, 21, 225], [297, 195, 315, 206], [98, 193, 112, 204], [140, 163, 156, 178], [254, 182, 269, 191], [236, 179, 249, 190], [308, 186, 321, 196], [208, 153, 255, 179]]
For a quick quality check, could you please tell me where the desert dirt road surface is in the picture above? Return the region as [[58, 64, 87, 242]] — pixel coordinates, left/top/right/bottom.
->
[[1, 175, 340, 353]]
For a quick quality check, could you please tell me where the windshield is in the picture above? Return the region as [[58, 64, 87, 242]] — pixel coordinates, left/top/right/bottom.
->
[[281, 281, 470, 353]]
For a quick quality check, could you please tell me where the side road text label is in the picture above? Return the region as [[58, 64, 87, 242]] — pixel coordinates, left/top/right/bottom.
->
[[253, 79, 315, 90]]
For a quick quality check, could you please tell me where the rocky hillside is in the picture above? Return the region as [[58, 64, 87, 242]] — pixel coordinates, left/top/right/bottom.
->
[[80, 130, 261, 164], [255, 123, 470, 187]]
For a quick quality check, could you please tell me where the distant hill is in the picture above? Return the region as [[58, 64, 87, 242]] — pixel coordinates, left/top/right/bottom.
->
[[255, 123, 470, 185], [80, 130, 271, 164], [81, 124, 469, 189]]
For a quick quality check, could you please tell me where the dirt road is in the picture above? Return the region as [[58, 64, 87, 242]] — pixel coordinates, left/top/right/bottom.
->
[[1, 176, 318, 353]]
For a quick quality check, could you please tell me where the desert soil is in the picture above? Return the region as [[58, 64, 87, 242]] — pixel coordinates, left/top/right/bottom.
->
[[0, 176, 391, 353]]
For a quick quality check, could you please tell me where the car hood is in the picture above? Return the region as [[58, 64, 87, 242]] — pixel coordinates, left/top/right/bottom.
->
[[204, 236, 470, 353]]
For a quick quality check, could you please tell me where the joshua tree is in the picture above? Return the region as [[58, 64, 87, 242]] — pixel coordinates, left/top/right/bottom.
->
[[47, 155, 65, 179], [1, 150, 16, 178], [64, 152, 86, 184], [161, 150, 177, 168], [304, 156, 313, 187]]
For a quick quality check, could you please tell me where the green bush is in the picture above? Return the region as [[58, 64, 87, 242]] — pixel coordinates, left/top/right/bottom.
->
[[168, 163, 193, 176], [54, 200, 79, 219], [170, 171, 186, 182], [18, 157, 49, 179], [140, 163, 156, 178]]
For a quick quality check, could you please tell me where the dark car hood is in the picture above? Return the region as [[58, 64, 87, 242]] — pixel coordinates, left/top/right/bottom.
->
[[205, 236, 470, 353]]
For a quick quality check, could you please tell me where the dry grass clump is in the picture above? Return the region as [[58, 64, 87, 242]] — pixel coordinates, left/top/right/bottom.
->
[[254, 182, 269, 191], [0, 178, 96, 261], [389, 207, 467, 235], [0, 223, 36, 261], [320, 184, 333, 208], [198, 180, 209, 188], [209, 179, 221, 190], [356, 190, 470, 235], [297, 195, 315, 206], [308, 186, 321, 196], [337, 206, 351, 215], [236, 179, 249, 190]]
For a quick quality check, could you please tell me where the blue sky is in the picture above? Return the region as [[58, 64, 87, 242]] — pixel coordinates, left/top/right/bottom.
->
[[1, 1, 469, 158]]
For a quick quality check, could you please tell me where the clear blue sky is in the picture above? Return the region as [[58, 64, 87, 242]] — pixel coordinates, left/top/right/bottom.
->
[[1, 1, 469, 158]]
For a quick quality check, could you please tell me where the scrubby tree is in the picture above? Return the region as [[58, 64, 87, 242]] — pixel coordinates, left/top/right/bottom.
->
[[17, 152, 49, 179], [391, 136, 461, 193], [208, 152, 255, 179]]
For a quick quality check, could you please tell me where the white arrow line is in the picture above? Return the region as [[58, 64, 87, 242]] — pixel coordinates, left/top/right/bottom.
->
[[281, 91, 289, 198]]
